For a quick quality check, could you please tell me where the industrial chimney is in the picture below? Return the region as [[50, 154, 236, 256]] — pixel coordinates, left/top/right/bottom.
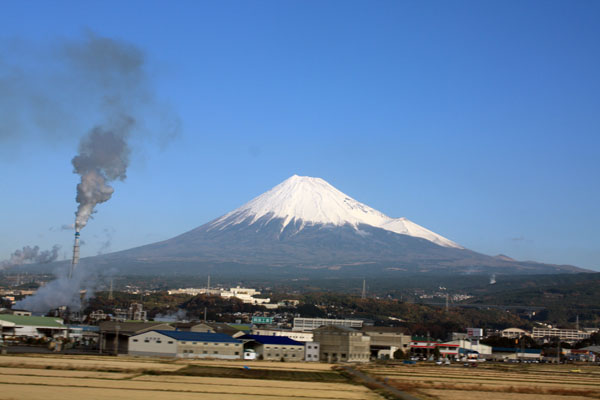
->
[[69, 229, 80, 279]]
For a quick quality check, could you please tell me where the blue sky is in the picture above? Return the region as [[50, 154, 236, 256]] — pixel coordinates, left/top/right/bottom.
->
[[1, 1, 599, 270]]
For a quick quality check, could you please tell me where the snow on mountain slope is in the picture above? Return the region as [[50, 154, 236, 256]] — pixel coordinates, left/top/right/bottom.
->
[[209, 175, 462, 249], [380, 218, 461, 248]]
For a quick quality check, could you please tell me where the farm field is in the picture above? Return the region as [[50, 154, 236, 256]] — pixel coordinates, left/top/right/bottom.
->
[[360, 362, 600, 399], [0, 354, 383, 400]]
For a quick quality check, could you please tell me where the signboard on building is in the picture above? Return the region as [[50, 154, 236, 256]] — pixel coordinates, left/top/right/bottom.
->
[[252, 316, 273, 324], [467, 328, 483, 338]]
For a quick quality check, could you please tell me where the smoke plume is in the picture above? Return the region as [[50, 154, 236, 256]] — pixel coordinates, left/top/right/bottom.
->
[[1, 245, 60, 269], [72, 119, 132, 230], [1, 32, 180, 230], [65, 33, 147, 231], [3, 31, 180, 313]]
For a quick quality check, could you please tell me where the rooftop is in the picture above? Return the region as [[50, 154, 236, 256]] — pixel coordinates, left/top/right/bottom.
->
[[361, 326, 407, 334], [492, 347, 542, 354], [0, 315, 65, 328], [240, 334, 304, 346], [99, 321, 174, 334], [153, 330, 241, 343]]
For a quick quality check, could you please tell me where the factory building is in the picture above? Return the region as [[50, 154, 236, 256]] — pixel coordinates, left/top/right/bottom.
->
[[99, 321, 174, 354], [491, 347, 543, 361], [129, 330, 243, 359], [360, 326, 410, 359], [312, 326, 370, 363], [239, 334, 305, 361]]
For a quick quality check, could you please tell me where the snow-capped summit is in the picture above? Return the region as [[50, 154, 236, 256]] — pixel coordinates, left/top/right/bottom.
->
[[210, 175, 462, 249]]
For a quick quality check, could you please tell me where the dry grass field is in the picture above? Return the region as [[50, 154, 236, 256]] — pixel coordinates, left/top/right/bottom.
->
[[361, 362, 600, 399], [0, 354, 383, 400]]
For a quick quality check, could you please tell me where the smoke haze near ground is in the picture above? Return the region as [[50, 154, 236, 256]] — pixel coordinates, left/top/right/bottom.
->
[[14, 260, 102, 313]]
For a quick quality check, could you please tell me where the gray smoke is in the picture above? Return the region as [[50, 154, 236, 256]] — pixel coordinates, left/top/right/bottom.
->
[[72, 118, 133, 230], [154, 309, 188, 322], [1, 32, 180, 230], [5, 32, 180, 313], [1, 245, 60, 269], [65, 33, 146, 231], [97, 227, 116, 255]]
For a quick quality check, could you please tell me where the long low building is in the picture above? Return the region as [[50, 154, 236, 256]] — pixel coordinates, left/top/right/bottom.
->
[[251, 328, 313, 342], [128, 330, 243, 359], [532, 328, 590, 341], [293, 318, 363, 332], [490, 347, 543, 361], [0, 315, 67, 338]]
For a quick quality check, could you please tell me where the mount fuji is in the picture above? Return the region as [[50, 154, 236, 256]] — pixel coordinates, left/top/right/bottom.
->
[[99, 175, 583, 275], [209, 175, 461, 249]]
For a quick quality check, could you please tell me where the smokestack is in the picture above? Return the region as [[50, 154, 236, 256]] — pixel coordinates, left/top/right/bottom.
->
[[69, 229, 80, 279]]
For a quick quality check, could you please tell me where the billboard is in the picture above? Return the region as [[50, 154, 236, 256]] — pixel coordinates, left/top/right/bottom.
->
[[251, 316, 273, 324]]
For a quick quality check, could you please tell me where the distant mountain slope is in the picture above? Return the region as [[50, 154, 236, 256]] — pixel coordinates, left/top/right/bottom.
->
[[95, 175, 585, 275]]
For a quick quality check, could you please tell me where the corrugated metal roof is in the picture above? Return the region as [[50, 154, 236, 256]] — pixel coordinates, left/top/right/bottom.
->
[[240, 334, 304, 346], [151, 330, 241, 343], [0, 315, 65, 328], [99, 321, 174, 334], [492, 347, 541, 354]]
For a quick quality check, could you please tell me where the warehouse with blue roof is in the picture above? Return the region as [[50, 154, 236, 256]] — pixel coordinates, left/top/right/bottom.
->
[[128, 329, 243, 359], [239, 334, 305, 361]]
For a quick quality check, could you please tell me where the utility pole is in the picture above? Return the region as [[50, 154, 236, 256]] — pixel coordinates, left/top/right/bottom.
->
[[361, 279, 366, 299], [576, 314, 579, 331], [114, 324, 120, 356], [426, 331, 431, 360], [204, 307, 207, 322], [445, 293, 449, 312]]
